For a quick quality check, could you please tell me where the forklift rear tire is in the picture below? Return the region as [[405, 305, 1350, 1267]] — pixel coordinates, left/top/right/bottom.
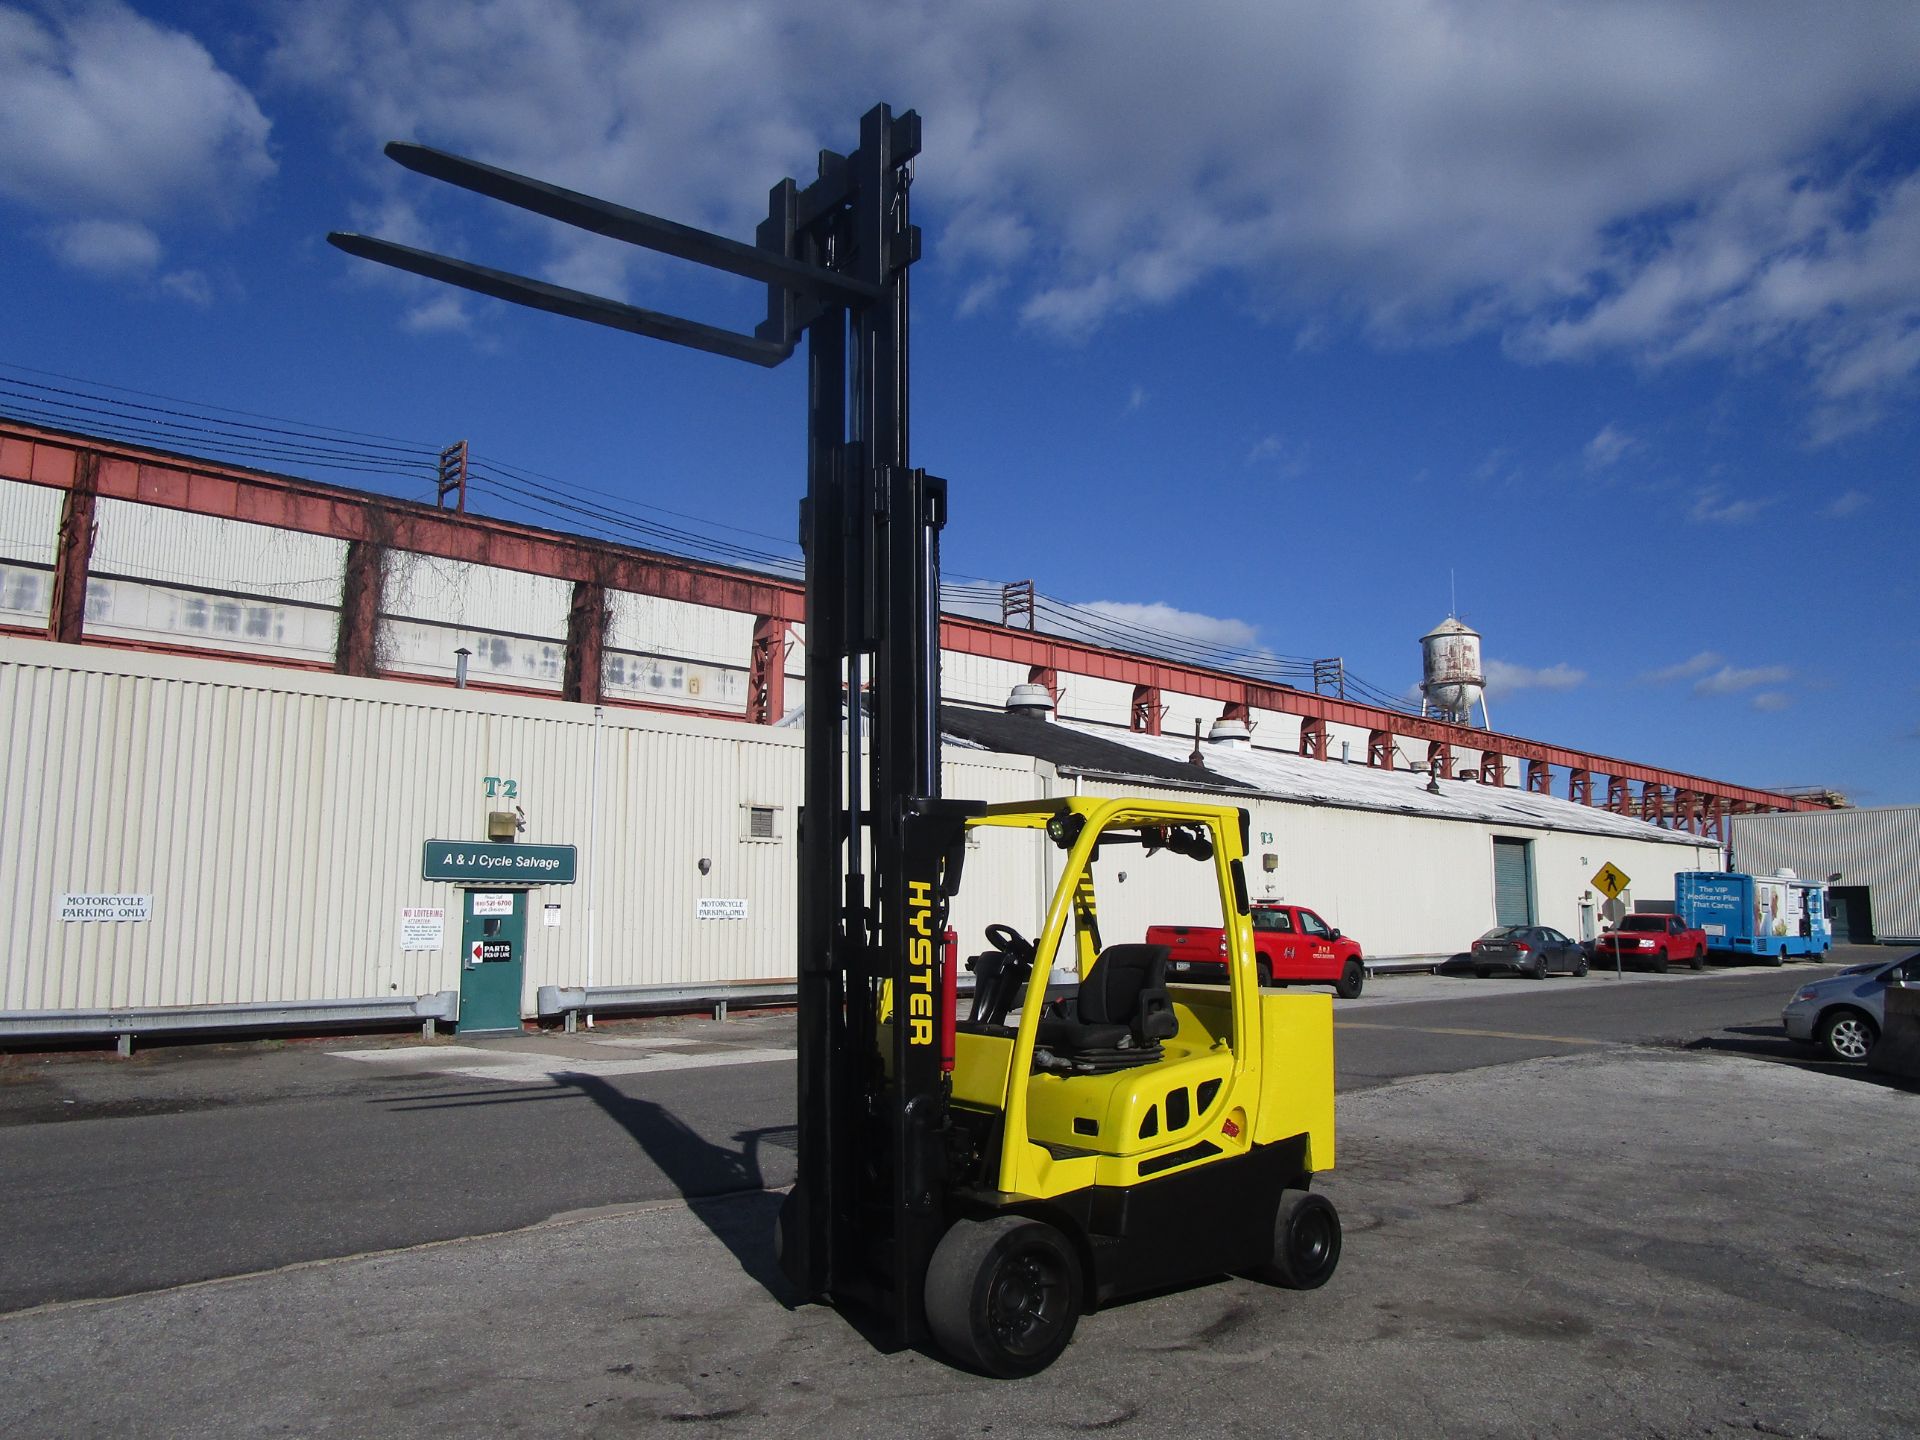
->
[[1261, 1190, 1342, 1291], [925, 1215, 1082, 1378]]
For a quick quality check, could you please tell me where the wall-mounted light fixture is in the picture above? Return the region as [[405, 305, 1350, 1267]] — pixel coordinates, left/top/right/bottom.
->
[[697, 857, 712, 876]]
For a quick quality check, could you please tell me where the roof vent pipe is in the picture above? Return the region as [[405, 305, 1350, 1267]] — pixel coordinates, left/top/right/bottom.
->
[[1006, 682, 1055, 720], [1207, 716, 1252, 749]]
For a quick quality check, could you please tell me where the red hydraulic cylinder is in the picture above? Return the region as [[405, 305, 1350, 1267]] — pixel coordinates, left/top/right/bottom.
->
[[939, 927, 959, 1074]]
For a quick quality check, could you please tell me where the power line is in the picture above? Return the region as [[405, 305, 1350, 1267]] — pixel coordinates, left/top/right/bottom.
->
[[0, 360, 1419, 708]]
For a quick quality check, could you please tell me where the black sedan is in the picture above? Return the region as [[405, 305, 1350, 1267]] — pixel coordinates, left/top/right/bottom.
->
[[1471, 925, 1588, 979]]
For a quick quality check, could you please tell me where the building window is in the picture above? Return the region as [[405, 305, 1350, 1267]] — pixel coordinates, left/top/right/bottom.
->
[[741, 804, 782, 842]]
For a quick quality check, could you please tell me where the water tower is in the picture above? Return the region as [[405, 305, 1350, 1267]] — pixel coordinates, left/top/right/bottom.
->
[[1420, 616, 1490, 728]]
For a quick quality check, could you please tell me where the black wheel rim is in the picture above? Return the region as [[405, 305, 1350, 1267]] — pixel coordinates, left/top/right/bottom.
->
[[987, 1245, 1070, 1359], [1293, 1208, 1334, 1276]]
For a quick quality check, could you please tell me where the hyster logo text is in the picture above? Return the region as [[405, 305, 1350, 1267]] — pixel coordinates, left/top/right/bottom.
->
[[906, 879, 935, 1046]]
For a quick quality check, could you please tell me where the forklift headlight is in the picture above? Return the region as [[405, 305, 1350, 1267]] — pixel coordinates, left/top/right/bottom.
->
[[1046, 811, 1086, 849]]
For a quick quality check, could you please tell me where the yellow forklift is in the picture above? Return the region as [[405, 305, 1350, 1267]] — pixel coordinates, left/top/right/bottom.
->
[[333, 102, 1340, 1377], [917, 795, 1341, 1374]]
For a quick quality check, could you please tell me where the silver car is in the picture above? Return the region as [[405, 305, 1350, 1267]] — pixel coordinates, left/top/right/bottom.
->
[[1781, 950, 1920, 1062]]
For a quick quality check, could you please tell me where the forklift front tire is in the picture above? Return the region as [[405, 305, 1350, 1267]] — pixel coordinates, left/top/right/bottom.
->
[[1261, 1190, 1342, 1291], [925, 1215, 1083, 1378]]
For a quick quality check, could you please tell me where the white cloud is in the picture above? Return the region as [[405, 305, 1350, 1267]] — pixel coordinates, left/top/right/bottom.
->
[[1689, 488, 1776, 525], [45, 218, 160, 277], [1246, 434, 1308, 474], [1640, 651, 1794, 698], [402, 293, 473, 334], [1750, 692, 1793, 712], [1695, 663, 1792, 696], [955, 274, 1008, 318], [1583, 424, 1635, 470], [1640, 651, 1723, 685], [1067, 599, 1259, 653], [0, 3, 273, 222], [1126, 384, 1148, 413], [1483, 658, 1587, 696], [159, 269, 213, 306], [1823, 488, 1870, 518], [1521, 165, 1920, 440], [270, 1, 1920, 422]]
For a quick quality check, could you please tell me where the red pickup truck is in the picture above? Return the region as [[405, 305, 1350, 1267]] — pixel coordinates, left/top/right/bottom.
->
[[1593, 914, 1709, 972], [1147, 903, 1366, 998]]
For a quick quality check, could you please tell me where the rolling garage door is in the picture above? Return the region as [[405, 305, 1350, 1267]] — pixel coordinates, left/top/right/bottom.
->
[[1494, 838, 1534, 927]]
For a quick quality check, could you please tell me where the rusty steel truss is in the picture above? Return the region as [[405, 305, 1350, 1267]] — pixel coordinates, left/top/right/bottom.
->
[[0, 417, 1820, 833]]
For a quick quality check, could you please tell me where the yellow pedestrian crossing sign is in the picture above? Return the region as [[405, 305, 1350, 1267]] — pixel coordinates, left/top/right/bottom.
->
[[1591, 862, 1631, 899]]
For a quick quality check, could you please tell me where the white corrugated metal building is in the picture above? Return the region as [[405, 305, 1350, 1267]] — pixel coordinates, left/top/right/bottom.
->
[[1, 635, 1720, 1042], [1730, 807, 1920, 945], [7, 426, 1800, 1044]]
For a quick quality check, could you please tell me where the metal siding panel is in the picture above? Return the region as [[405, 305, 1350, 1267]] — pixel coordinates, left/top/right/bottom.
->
[[1, 478, 60, 629], [940, 652, 1028, 710], [1055, 674, 1136, 728], [385, 551, 571, 637], [0, 635, 1750, 1027], [1248, 710, 1305, 752], [1732, 808, 1920, 942], [0, 477, 61, 564], [92, 498, 348, 603], [606, 590, 753, 668]]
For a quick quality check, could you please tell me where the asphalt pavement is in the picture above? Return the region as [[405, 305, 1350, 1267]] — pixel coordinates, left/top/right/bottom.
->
[[3, 1041, 1912, 1439], [0, 954, 1875, 1316]]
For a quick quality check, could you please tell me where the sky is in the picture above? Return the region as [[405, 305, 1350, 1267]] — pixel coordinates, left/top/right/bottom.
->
[[2, 0, 1918, 803]]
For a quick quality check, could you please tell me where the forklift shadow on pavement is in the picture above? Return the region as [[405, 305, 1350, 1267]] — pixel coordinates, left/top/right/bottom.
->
[[552, 1073, 797, 1304], [1682, 1027, 1919, 1092]]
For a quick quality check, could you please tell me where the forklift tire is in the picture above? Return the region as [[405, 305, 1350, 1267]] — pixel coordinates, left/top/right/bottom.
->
[[925, 1215, 1082, 1378], [1260, 1190, 1341, 1291]]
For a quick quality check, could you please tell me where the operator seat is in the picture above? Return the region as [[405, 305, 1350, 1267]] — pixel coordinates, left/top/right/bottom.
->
[[1034, 943, 1178, 1072]]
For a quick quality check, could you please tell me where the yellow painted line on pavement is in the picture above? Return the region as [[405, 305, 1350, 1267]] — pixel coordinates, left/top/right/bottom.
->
[[1335, 1021, 1610, 1047]]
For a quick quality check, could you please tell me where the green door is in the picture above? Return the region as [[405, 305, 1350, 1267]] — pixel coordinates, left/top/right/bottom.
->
[[458, 890, 527, 1034]]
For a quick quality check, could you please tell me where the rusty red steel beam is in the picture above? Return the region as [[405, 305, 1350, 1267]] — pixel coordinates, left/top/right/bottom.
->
[[0, 422, 804, 625], [2, 419, 1822, 812]]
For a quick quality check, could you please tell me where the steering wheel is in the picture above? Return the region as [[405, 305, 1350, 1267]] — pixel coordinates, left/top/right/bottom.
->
[[983, 923, 1036, 963]]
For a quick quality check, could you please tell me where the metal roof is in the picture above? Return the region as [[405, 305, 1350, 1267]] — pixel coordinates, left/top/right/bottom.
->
[[940, 704, 1713, 848]]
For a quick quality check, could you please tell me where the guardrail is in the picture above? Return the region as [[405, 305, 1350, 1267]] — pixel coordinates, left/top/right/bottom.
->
[[538, 982, 799, 1026], [0, 992, 460, 1056]]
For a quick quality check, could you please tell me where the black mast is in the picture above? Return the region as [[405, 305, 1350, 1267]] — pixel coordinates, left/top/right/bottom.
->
[[330, 103, 957, 1344]]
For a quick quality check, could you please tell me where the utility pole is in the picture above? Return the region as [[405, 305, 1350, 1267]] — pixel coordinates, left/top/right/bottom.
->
[[436, 440, 468, 512], [1000, 579, 1036, 630]]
